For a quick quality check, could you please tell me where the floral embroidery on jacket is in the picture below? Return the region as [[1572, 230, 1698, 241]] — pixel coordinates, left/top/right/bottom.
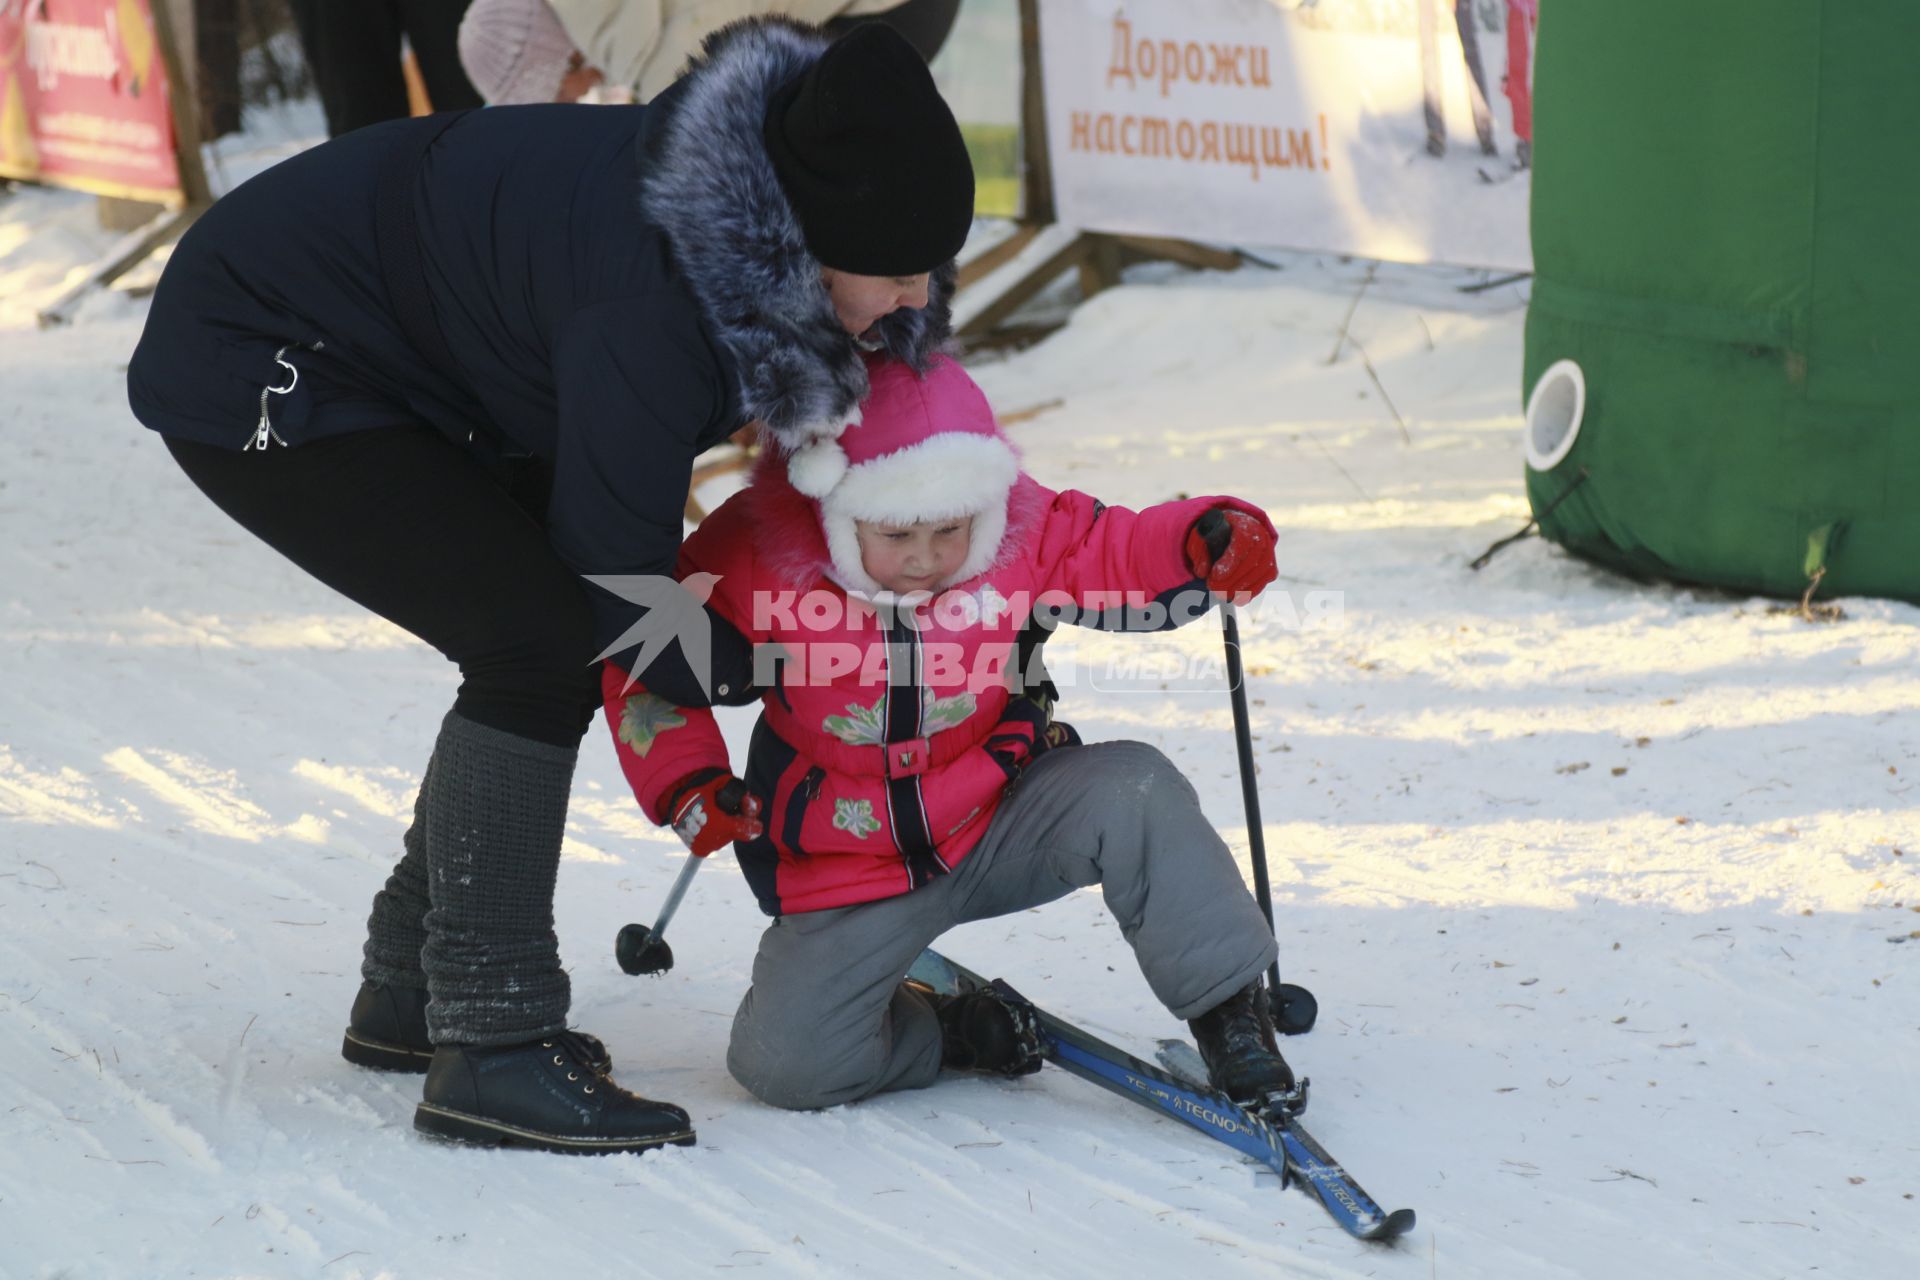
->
[[619, 692, 688, 757], [822, 695, 888, 746], [921, 689, 976, 733], [832, 797, 881, 838], [821, 688, 979, 745]]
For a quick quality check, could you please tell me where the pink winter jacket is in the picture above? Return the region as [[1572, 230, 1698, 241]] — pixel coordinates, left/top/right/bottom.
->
[[602, 455, 1273, 916]]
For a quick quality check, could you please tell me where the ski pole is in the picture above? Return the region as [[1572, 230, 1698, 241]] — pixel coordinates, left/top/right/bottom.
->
[[1220, 601, 1318, 1035], [615, 851, 704, 976]]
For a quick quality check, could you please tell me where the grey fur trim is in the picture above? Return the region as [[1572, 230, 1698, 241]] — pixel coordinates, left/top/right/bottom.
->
[[641, 17, 957, 454]]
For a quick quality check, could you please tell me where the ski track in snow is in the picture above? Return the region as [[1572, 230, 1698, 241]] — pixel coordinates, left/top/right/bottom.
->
[[5, 165, 1919, 1277]]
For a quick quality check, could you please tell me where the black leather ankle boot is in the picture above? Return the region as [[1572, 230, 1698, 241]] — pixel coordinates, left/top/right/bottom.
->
[[343, 981, 611, 1076], [414, 1030, 691, 1155]]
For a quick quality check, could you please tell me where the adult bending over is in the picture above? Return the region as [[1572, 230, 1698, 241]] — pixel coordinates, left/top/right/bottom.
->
[[125, 18, 974, 1154]]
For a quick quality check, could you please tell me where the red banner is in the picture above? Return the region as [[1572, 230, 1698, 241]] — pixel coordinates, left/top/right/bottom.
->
[[0, 0, 184, 204]]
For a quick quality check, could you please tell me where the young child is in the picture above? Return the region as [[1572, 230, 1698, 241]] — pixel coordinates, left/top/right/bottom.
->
[[604, 354, 1294, 1110]]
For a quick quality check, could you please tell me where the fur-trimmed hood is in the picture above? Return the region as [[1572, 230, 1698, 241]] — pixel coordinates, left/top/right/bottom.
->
[[640, 18, 958, 455], [741, 448, 1052, 598]]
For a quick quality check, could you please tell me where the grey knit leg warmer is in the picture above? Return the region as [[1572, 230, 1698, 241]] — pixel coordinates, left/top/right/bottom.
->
[[419, 710, 577, 1046], [358, 749, 436, 991]]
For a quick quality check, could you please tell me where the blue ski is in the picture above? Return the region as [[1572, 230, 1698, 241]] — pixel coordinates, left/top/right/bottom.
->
[[907, 948, 1415, 1243]]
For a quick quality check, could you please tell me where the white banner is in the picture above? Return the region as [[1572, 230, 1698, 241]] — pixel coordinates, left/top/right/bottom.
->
[[1041, 0, 1536, 271]]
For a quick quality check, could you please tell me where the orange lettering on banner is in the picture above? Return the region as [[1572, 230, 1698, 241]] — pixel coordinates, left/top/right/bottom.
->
[[1198, 121, 1220, 163], [1211, 43, 1246, 85], [1106, 16, 1136, 89], [1259, 125, 1290, 169], [1074, 8, 1320, 179], [1287, 127, 1314, 171], [1066, 108, 1329, 180], [1223, 123, 1258, 180], [1140, 117, 1170, 157], [1101, 11, 1272, 95]]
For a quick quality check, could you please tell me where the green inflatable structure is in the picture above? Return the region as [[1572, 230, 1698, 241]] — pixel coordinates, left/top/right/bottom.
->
[[1521, 2, 1920, 604]]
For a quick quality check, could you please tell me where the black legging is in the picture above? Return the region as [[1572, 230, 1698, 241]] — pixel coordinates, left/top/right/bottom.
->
[[164, 426, 601, 747]]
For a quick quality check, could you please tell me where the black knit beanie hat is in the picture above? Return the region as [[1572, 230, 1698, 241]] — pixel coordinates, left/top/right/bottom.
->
[[762, 23, 975, 277]]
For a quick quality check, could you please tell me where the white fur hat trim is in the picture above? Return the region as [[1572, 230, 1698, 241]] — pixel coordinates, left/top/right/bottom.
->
[[818, 433, 1021, 595]]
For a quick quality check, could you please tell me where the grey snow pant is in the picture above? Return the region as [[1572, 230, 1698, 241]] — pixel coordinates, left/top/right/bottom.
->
[[727, 740, 1280, 1111]]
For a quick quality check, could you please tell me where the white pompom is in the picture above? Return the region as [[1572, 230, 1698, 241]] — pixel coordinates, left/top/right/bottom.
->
[[787, 440, 849, 498], [787, 404, 861, 450]]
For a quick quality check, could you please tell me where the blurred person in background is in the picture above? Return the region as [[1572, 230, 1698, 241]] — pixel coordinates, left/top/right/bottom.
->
[[288, 0, 487, 136], [458, 0, 958, 105]]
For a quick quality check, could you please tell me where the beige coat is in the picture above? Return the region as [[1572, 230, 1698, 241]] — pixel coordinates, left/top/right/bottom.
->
[[551, 0, 897, 103]]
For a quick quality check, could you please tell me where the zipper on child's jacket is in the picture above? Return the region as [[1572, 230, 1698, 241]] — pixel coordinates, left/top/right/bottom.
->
[[882, 615, 947, 890], [782, 766, 825, 852]]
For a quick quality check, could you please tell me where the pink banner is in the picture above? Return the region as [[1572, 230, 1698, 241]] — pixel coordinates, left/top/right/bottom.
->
[[0, 0, 183, 204]]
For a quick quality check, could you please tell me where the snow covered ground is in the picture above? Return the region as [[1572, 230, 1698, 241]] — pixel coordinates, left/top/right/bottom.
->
[[3, 137, 1917, 1279]]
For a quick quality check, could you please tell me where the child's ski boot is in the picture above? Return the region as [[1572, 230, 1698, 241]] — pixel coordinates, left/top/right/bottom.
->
[[1189, 981, 1300, 1110], [930, 986, 1045, 1077]]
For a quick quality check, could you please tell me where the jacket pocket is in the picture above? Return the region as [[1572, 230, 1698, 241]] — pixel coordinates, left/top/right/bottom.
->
[[780, 765, 825, 857], [983, 731, 1033, 781]]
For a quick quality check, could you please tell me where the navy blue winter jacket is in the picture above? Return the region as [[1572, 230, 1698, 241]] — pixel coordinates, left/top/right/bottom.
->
[[126, 19, 955, 702]]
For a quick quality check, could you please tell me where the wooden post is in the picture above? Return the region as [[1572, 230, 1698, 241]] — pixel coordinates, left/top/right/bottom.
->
[[150, 0, 213, 207], [950, 0, 1239, 349], [38, 206, 203, 326], [1016, 0, 1054, 225], [1106, 234, 1242, 273], [1076, 233, 1122, 299], [957, 223, 1040, 290], [955, 227, 1092, 339], [98, 197, 165, 231]]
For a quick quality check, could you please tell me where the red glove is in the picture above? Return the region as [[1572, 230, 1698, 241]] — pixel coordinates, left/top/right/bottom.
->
[[1184, 508, 1277, 601], [666, 770, 764, 857]]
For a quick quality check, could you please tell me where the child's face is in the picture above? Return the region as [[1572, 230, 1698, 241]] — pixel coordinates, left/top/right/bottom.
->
[[854, 516, 973, 594]]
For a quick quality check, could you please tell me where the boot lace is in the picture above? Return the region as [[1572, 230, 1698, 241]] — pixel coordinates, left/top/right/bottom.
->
[[542, 1030, 613, 1094], [1217, 996, 1277, 1059]]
